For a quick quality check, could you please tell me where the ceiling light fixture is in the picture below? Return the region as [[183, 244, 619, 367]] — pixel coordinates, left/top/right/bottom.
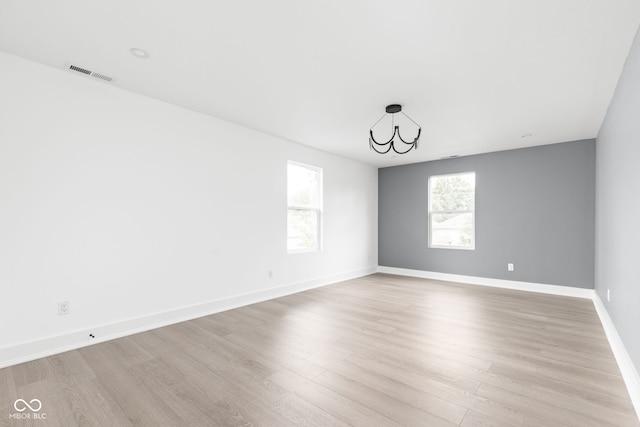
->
[[369, 104, 421, 155], [129, 48, 150, 59]]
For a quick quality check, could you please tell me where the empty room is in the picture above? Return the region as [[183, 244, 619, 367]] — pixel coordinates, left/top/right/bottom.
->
[[1, 1, 640, 426]]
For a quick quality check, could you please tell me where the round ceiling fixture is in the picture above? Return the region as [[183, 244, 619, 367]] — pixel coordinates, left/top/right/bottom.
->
[[385, 104, 402, 114], [129, 48, 150, 59]]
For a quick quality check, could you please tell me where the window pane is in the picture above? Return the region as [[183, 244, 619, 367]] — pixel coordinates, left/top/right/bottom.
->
[[288, 163, 319, 208], [430, 173, 475, 211], [431, 212, 474, 247], [287, 209, 318, 251]]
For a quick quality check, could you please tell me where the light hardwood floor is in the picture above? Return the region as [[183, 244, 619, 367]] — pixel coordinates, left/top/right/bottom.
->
[[1, 273, 638, 426]]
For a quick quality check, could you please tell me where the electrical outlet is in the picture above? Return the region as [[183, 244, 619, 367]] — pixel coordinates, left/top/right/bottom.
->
[[507, 263, 514, 272], [58, 301, 70, 315]]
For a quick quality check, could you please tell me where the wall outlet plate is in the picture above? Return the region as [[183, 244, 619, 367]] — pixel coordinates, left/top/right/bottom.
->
[[507, 263, 514, 271]]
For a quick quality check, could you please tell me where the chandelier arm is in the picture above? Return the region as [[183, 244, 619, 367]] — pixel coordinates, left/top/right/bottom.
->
[[369, 137, 393, 154], [369, 126, 399, 146], [396, 126, 421, 145], [390, 141, 417, 155]]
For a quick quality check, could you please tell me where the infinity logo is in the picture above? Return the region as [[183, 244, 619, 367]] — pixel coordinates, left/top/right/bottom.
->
[[14, 399, 42, 412]]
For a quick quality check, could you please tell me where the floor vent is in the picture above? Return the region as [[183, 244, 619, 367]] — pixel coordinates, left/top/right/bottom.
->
[[67, 63, 114, 82]]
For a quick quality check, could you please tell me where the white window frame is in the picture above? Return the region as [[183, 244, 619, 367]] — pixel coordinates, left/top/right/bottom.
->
[[287, 161, 323, 253], [428, 171, 476, 250]]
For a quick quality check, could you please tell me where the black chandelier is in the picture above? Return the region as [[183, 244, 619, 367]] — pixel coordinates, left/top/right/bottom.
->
[[369, 104, 421, 154]]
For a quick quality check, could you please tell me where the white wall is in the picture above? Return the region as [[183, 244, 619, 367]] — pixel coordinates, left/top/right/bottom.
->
[[0, 51, 378, 365], [596, 25, 640, 384]]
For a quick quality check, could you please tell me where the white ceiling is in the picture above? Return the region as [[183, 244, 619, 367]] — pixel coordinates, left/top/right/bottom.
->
[[1, 1, 639, 168]]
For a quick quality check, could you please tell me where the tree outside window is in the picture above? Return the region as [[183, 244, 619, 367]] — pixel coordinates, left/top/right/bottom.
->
[[429, 172, 475, 249]]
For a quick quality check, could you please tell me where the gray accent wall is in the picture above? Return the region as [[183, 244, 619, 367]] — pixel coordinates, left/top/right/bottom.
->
[[379, 139, 595, 288], [596, 26, 640, 373]]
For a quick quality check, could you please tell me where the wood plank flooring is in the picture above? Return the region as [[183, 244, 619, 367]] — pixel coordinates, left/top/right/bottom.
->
[[1, 273, 638, 426]]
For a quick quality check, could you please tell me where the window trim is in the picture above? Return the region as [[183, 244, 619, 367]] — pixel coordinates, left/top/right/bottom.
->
[[428, 171, 476, 250], [287, 161, 323, 253]]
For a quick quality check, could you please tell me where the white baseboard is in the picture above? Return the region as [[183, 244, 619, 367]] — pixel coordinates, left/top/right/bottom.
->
[[378, 265, 640, 421], [377, 266, 595, 298], [592, 293, 640, 420], [0, 266, 376, 369], [4, 265, 638, 421]]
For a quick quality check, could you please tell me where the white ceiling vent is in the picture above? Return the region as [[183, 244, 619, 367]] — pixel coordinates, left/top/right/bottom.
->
[[66, 63, 114, 82]]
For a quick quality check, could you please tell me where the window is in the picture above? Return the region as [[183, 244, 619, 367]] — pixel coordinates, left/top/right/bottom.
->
[[429, 172, 475, 249], [287, 161, 322, 252]]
